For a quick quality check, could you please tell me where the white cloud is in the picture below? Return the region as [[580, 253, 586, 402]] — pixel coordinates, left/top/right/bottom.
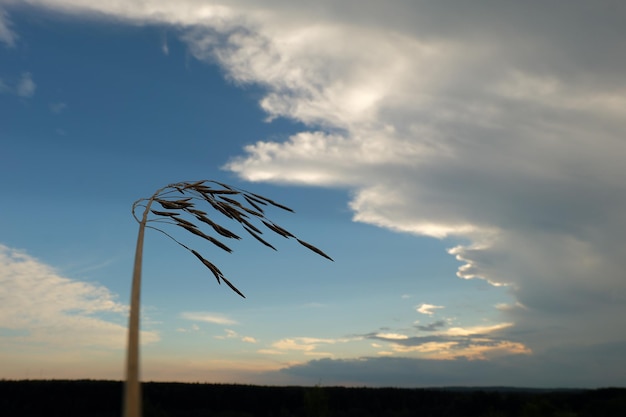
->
[[369, 321, 527, 360], [0, 7, 16, 47], [180, 311, 238, 325], [213, 328, 258, 343], [258, 348, 282, 355], [273, 337, 336, 352], [416, 304, 443, 316], [161, 33, 169, 55], [443, 323, 513, 337], [206, 1, 626, 356], [176, 324, 200, 332], [391, 341, 458, 355], [375, 333, 408, 340], [0, 244, 158, 350], [215, 328, 238, 339], [269, 336, 346, 357], [0, 72, 36, 98], [16, 72, 35, 97]]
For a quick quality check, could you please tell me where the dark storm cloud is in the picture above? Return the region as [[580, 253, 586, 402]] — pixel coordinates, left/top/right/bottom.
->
[[278, 341, 626, 387], [415, 320, 446, 332]]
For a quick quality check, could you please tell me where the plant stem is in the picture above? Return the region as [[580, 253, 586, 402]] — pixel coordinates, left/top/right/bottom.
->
[[123, 193, 157, 417]]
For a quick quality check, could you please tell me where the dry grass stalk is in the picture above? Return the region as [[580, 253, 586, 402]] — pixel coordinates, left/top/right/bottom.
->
[[124, 180, 333, 417]]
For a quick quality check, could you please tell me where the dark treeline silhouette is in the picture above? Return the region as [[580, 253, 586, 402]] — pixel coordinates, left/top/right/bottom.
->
[[1, 379, 624, 417]]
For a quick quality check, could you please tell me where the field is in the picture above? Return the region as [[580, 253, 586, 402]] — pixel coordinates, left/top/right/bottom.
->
[[1, 380, 624, 416]]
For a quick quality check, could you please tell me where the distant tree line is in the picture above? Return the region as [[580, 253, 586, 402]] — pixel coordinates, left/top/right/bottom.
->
[[0, 379, 624, 417]]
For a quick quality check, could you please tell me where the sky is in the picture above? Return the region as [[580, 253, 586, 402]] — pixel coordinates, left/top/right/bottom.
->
[[1, 0, 625, 388]]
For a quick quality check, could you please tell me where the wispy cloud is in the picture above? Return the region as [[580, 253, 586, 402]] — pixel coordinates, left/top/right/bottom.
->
[[0, 244, 158, 350], [215, 328, 239, 339], [415, 320, 446, 332], [272, 337, 337, 352], [366, 320, 527, 360], [388, 336, 529, 360], [0, 8, 16, 47], [161, 32, 169, 55], [375, 332, 408, 340], [416, 304, 444, 316], [0, 72, 36, 98], [263, 336, 352, 358], [16, 72, 35, 97], [444, 323, 513, 337], [180, 311, 238, 325], [49, 101, 67, 114], [176, 324, 200, 333], [212, 328, 258, 344]]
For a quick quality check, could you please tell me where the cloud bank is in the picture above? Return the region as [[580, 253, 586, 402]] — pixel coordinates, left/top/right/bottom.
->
[[0, 244, 158, 351], [3, 0, 626, 384], [277, 345, 626, 388]]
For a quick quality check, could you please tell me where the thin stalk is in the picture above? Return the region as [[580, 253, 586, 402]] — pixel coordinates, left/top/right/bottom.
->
[[123, 190, 160, 417], [121, 181, 332, 417]]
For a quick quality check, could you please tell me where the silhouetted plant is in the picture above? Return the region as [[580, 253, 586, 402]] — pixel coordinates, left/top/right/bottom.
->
[[123, 180, 333, 417]]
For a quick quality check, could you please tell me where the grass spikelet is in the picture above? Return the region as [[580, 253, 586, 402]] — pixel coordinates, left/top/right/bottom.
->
[[240, 218, 262, 234], [200, 189, 239, 195], [218, 202, 245, 220], [190, 249, 223, 284], [150, 210, 179, 217], [208, 180, 235, 190], [247, 193, 294, 212], [157, 199, 184, 210], [261, 220, 294, 238], [296, 239, 334, 261], [173, 217, 196, 228], [218, 196, 243, 207], [221, 276, 246, 298], [172, 199, 194, 208], [205, 199, 235, 219], [206, 235, 234, 253], [241, 206, 264, 217], [183, 180, 206, 189], [243, 194, 267, 211], [194, 214, 241, 239], [243, 226, 277, 251], [177, 223, 233, 253], [186, 208, 207, 216], [243, 195, 265, 213]]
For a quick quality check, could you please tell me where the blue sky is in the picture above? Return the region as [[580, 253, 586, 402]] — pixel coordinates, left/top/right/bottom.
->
[[1, 1, 625, 387]]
